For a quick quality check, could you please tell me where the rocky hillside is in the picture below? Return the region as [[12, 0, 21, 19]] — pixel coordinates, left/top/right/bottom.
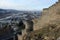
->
[[33, 0, 60, 30], [23, 25, 60, 40], [22, 0, 60, 40]]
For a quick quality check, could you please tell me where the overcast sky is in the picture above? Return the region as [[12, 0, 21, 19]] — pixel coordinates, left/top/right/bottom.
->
[[0, 0, 58, 10]]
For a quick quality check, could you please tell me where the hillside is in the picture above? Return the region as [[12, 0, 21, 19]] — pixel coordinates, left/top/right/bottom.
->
[[22, 0, 60, 40], [33, 0, 60, 30]]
